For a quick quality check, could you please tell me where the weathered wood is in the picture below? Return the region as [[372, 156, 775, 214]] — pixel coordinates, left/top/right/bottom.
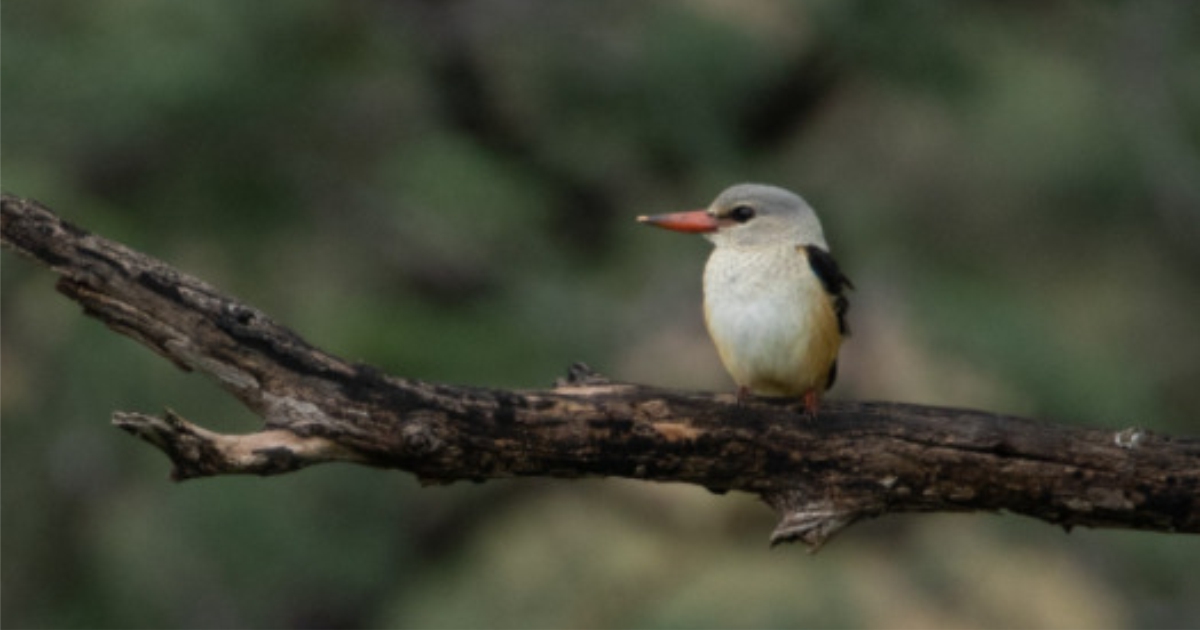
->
[[3, 192, 1198, 550]]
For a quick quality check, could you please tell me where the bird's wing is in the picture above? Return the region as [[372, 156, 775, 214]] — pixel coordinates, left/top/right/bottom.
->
[[802, 245, 853, 336], [802, 245, 852, 391]]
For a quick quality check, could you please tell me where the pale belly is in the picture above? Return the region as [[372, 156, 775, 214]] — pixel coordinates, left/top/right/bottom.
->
[[703, 247, 840, 397]]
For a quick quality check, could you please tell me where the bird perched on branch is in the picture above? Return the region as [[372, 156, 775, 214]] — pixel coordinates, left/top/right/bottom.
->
[[638, 183, 852, 416]]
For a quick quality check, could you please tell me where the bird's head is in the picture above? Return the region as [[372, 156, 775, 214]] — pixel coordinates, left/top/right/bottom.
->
[[638, 183, 828, 249]]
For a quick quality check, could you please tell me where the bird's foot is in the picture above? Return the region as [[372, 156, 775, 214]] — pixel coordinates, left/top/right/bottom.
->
[[736, 386, 752, 406], [801, 390, 820, 420]]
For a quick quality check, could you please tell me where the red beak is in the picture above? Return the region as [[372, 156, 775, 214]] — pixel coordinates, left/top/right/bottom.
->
[[637, 210, 719, 234]]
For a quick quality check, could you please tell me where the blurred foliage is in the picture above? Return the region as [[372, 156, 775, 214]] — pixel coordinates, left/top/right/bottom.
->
[[3, 0, 1199, 628]]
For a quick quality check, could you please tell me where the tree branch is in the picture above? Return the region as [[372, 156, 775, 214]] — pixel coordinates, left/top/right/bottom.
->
[[3, 193, 1197, 550]]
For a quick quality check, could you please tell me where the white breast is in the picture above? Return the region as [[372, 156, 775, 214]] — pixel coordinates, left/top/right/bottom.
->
[[702, 244, 838, 396]]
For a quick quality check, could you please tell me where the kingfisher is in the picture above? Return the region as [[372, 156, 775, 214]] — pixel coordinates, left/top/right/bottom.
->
[[638, 183, 852, 415]]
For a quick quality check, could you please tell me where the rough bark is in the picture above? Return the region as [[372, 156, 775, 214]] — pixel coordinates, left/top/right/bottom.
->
[[3, 192, 1198, 550]]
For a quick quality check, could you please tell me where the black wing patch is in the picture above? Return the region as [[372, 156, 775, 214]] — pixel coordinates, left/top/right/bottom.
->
[[804, 245, 852, 391], [804, 245, 853, 337]]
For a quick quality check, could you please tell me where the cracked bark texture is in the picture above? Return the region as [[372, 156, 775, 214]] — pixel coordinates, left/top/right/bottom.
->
[[3, 192, 1198, 550]]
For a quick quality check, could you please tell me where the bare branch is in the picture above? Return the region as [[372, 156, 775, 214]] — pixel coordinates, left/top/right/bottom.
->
[[3, 192, 1198, 549]]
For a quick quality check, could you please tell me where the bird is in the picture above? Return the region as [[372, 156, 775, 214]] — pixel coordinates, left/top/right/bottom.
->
[[637, 183, 852, 416]]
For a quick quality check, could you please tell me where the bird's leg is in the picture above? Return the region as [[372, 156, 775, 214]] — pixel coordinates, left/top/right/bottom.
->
[[801, 389, 820, 419], [736, 385, 752, 406]]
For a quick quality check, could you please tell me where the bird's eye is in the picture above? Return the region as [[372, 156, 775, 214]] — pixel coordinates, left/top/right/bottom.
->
[[729, 205, 755, 223]]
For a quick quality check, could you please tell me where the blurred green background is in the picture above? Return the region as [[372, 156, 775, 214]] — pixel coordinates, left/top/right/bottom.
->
[[3, 1, 1199, 627]]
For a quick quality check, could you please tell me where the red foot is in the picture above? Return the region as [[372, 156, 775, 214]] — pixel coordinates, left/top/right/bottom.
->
[[802, 390, 820, 419]]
